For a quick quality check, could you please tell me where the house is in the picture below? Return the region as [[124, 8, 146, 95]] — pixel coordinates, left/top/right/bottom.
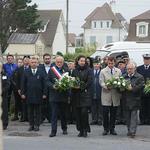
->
[[82, 3, 128, 48], [68, 33, 76, 53], [37, 10, 66, 55], [127, 10, 150, 41], [6, 10, 66, 56], [5, 33, 45, 56]]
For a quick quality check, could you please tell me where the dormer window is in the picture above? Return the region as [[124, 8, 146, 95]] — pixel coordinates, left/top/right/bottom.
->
[[91, 20, 112, 29], [38, 20, 50, 32], [136, 22, 149, 37]]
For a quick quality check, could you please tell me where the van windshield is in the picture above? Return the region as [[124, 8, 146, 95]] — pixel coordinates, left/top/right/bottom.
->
[[90, 50, 109, 59]]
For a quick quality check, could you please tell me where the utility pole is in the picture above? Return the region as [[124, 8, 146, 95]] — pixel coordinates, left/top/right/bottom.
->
[[66, 0, 69, 53]]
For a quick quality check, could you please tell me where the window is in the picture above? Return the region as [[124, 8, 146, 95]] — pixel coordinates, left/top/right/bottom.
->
[[94, 22, 97, 28], [106, 22, 110, 28], [106, 36, 113, 44], [136, 22, 149, 37], [139, 25, 146, 35], [100, 22, 103, 28], [90, 36, 96, 44]]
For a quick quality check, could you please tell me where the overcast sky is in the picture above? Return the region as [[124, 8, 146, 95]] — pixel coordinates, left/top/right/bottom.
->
[[32, 0, 150, 34]]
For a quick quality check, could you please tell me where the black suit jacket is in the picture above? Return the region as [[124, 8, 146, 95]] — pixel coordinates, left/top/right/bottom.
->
[[21, 67, 47, 104], [47, 66, 69, 103]]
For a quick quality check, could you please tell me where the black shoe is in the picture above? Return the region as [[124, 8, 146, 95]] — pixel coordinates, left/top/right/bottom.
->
[[78, 131, 83, 137], [102, 130, 108, 136], [49, 132, 56, 137], [28, 126, 34, 131], [34, 126, 39, 131], [130, 133, 135, 138], [90, 121, 97, 125], [110, 130, 117, 135], [3, 126, 7, 130], [63, 130, 68, 135], [83, 131, 87, 137], [127, 132, 131, 136]]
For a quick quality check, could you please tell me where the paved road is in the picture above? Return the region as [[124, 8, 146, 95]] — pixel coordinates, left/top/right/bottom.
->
[[3, 122, 150, 150]]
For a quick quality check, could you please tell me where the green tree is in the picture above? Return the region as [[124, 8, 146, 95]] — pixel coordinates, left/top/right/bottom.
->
[[0, 0, 41, 53]]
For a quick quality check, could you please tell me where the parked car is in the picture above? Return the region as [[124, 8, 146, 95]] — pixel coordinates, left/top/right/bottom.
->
[[90, 41, 150, 66]]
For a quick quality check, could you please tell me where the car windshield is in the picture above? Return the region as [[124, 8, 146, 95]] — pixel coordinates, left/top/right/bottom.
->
[[90, 50, 109, 59]]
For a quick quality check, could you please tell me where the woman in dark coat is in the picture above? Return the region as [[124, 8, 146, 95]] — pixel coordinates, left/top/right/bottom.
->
[[72, 55, 93, 137]]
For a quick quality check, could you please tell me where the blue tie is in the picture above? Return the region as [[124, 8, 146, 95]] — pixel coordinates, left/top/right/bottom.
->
[[111, 69, 113, 75]]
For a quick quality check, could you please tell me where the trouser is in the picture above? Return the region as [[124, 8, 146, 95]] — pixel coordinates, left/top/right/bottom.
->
[[51, 102, 67, 133], [67, 97, 76, 124], [140, 96, 150, 124], [116, 98, 126, 123], [76, 107, 90, 132], [91, 99, 103, 122], [13, 90, 22, 118], [103, 106, 117, 131], [41, 99, 51, 122], [126, 109, 138, 134], [21, 100, 28, 121], [28, 104, 41, 127], [2, 94, 9, 128]]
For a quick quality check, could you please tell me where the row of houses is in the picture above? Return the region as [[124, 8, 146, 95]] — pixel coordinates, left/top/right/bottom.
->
[[5, 2, 150, 56]]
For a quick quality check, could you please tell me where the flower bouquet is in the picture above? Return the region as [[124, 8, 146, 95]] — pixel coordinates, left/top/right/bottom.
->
[[144, 80, 150, 94], [105, 76, 130, 91], [70, 77, 85, 90], [54, 72, 73, 92]]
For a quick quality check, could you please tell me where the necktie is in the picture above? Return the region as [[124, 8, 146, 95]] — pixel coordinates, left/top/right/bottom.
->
[[33, 69, 36, 75], [111, 69, 113, 75], [95, 70, 98, 76], [145, 66, 149, 70]]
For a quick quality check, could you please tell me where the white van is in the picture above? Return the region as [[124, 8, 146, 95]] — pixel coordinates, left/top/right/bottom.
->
[[90, 41, 150, 66]]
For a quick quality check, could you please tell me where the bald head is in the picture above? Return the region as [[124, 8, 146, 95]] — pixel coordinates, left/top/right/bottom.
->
[[55, 56, 64, 68]]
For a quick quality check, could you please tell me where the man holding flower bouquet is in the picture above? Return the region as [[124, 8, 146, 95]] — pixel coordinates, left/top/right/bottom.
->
[[99, 57, 122, 136], [124, 62, 145, 138], [47, 56, 69, 137]]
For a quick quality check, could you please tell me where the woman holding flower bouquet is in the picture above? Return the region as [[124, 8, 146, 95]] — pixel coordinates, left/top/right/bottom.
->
[[72, 55, 93, 137]]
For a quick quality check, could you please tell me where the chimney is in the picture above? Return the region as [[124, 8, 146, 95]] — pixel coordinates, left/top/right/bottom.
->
[[109, 0, 117, 13]]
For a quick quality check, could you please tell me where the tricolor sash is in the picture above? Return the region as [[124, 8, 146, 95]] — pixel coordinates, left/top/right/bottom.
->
[[51, 66, 62, 79]]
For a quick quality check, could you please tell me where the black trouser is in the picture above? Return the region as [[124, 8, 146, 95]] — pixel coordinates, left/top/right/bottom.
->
[[28, 104, 41, 127], [67, 97, 76, 124], [41, 99, 51, 123], [116, 97, 126, 124], [91, 99, 103, 123], [2, 93, 9, 128], [51, 102, 67, 133], [103, 106, 117, 132], [21, 100, 28, 121], [14, 90, 22, 118], [140, 96, 150, 124], [76, 107, 90, 132]]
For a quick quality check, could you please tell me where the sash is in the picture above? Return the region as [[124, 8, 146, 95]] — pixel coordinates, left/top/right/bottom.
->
[[51, 66, 62, 79]]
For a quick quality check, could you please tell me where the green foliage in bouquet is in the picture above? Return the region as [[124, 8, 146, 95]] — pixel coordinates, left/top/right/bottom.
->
[[144, 80, 150, 94], [105, 76, 130, 91]]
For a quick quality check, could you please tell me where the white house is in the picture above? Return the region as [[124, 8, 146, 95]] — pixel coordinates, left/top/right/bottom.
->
[[6, 10, 66, 56], [37, 10, 66, 55], [82, 3, 128, 48], [5, 33, 45, 56]]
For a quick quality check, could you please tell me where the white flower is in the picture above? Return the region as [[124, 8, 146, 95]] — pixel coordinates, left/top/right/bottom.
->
[[122, 82, 126, 87], [113, 81, 117, 84], [117, 82, 121, 85]]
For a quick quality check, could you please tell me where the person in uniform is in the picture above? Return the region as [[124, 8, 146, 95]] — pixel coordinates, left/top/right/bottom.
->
[[137, 54, 150, 125]]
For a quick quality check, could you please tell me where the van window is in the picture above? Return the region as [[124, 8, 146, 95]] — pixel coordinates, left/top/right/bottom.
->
[[109, 52, 122, 58]]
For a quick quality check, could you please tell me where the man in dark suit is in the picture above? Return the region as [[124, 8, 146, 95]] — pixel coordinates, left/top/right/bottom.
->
[[47, 56, 68, 137], [17, 56, 30, 122], [39, 53, 51, 123], [90, 62, 102, 125], [21, 57, 47, 131], [137, 54, 150, 125]]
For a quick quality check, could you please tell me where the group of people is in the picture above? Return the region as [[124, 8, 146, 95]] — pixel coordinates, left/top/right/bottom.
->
[[0, 52, 150, 138]]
